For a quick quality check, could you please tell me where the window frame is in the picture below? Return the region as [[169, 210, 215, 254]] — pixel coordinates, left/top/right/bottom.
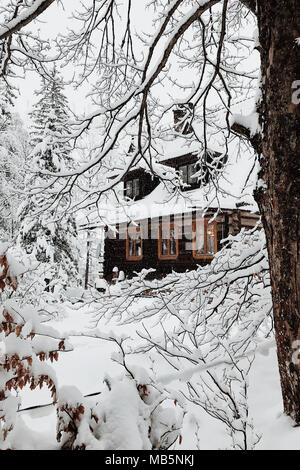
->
[[192, 219, 217, 259], [178, 163, 196, 186], [124, 177, 140, 199], [158, 223, 179, 260], [126, 225, 143, 261]]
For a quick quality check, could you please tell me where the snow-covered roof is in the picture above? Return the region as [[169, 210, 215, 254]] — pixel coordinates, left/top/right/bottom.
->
[[78, 143, 258, 229], [106, 135, 207, 178], [156, 135, 205, 162]]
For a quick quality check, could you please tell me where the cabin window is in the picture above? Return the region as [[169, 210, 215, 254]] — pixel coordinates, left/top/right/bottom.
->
[[158, 223, 178, 260], [125, 178, 140, 199], [178, 163, 196, 186], [192, 219, 217, 258], [126, 226, 143, 260]]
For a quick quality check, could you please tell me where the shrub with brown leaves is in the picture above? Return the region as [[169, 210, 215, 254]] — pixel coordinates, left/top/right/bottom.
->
[[0, 251, 70, 449]]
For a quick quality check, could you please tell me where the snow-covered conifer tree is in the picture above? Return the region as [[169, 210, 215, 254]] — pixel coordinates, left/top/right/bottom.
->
[[29, 66, 71, 172], [18, 68, 79, 290]]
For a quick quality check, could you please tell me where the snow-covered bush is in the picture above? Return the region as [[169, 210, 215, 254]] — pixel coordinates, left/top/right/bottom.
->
[[1, 244, 67, 322], [56, 367, 184, 450], [0, 243, 71, 449]]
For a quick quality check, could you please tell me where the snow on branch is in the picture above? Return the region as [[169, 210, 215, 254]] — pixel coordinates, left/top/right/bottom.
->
[[0, 0, 55, 41], [230, 112, 261, 138], [87, 226, 270, 449]]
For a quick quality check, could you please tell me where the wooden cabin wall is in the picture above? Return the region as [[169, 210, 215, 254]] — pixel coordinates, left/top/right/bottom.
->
[[103, 210, 260, 282], [239, 210, 260, 230], [103, 211, 238, 281]]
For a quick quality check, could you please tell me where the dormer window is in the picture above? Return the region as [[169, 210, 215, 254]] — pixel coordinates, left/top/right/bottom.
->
[[178, 163, 196, 186], [173, 103, 193, 135], [125, 178, 140, 199]]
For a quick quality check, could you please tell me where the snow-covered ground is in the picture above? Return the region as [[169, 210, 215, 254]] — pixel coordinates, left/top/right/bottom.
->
[[17, 300, 300, 450]]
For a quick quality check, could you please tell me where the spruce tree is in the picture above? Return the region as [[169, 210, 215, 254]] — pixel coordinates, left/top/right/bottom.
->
[[18, 68, 79, 289], [29, 66, 72, 172]]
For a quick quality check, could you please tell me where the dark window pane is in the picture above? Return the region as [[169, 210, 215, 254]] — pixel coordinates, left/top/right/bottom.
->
[[125, 180, 133, 198], [206, 224, 215, 254], [160, 226, 177, 256], [125, 179, 140, 198], [136, 237, 142, 256], [170, 230, 176, 255], [188, 164, 195, 184], [129, 238, 134, 256], [128, 227, 142, 258], [179, 165, 188, 184], [194, 220, 204, 254], [133, 178, 139, 197], [162, 238, 168, 255], [136, 230, 141, 255]]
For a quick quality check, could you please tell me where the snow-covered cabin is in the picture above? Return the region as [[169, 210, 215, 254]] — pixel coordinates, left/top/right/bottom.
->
[[103, 149, 259, 281], [80, 106, 260, 284]]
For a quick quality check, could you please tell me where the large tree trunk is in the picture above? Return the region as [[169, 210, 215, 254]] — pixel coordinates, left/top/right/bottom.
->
[[254, 0, 300, 423]]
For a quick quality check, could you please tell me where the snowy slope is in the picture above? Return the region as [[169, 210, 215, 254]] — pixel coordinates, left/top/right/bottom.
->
[[16, 301, 300, 450]]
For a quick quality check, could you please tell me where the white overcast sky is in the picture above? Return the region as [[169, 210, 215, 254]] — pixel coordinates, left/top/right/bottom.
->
[[13, 0, 259, 132], [14, 0, 151, 126], [15, 0, 84, 124]]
